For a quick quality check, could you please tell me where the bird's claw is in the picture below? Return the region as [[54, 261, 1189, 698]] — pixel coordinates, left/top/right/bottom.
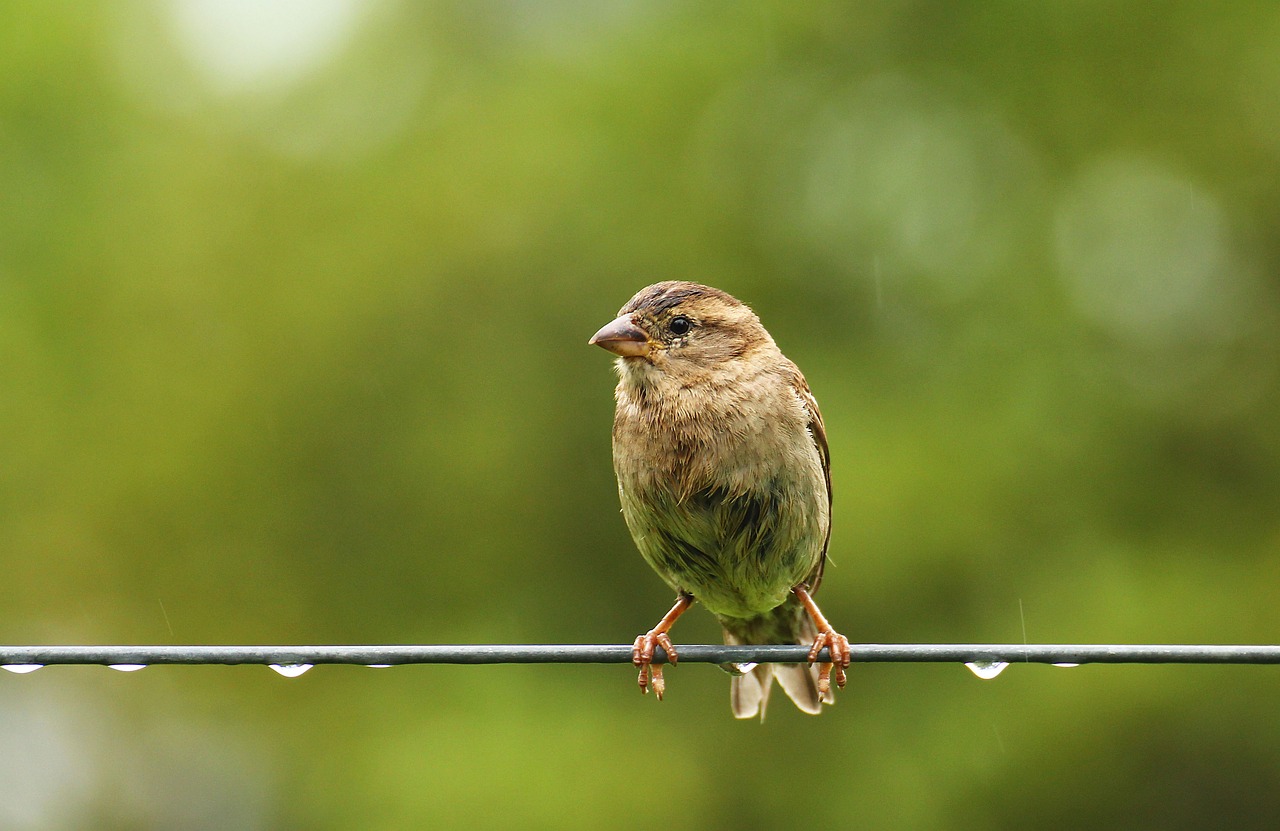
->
[[807, 628, 851, 697], [633, 630, 678, 700]]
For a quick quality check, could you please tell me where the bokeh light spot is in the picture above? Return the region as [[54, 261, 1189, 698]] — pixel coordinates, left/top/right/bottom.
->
[[168, 0, 366, 95], [1054, 157, 1233, 344]]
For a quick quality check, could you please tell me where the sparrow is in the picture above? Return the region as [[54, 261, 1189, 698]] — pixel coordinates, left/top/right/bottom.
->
[[590, 281, 850, 719]]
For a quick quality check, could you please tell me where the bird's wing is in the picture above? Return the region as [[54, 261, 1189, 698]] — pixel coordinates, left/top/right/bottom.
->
[[793, 372, 832, 592]]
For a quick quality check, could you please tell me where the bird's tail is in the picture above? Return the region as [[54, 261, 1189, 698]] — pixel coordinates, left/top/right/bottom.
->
[[722, 599, 835, 720]]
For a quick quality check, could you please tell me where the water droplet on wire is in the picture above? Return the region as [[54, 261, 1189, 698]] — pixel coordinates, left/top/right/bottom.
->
[[717, 662, 758, 676], [1, 664, 43, 674], [268, 663, 313, 678], [964, 661, 1009, 680], [365, 664, 392, 668], [1052, 662, 1080, 668]]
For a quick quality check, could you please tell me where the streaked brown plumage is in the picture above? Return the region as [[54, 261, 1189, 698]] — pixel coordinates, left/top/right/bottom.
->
[[590, 281, 849, 718]]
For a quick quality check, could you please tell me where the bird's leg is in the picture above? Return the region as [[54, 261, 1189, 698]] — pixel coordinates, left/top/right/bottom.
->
[[792, 585, 850, 697], [633, 593, 693, 700]]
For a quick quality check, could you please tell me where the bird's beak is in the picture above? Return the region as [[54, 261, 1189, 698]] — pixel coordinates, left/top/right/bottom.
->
[[589, 315, 651, 358]]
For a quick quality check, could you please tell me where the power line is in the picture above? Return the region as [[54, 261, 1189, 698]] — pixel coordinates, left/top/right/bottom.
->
[[1, 643, 1279, 668]]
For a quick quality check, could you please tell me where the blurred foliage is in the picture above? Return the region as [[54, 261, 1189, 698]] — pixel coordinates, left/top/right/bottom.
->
[[3, 1, 1280, 828]]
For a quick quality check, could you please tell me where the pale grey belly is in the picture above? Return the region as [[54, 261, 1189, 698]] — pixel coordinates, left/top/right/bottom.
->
[[620, 478, 825, 619]]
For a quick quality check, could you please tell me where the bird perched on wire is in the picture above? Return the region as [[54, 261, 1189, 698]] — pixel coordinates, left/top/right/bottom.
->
[[590, 281, 850, 719]]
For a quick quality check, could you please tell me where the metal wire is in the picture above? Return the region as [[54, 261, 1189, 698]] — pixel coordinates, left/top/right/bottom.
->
[[2, 643, 1280, 667]]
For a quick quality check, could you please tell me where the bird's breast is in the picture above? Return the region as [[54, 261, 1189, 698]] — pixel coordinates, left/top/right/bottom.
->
[[611, 378, 828, 618]]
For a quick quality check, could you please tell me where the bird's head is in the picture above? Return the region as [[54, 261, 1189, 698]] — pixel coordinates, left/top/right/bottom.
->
[[589, 282, 774, 383]]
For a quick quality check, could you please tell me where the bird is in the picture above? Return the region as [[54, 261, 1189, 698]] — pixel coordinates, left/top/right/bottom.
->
[[589, 281, 849, 719]]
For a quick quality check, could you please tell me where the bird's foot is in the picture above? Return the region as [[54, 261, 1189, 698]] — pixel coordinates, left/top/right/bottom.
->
[[632, 630, 679, 699], [806, 627, 850, 697], [792, 584, 851, 697], [631, 594, 693, 701]]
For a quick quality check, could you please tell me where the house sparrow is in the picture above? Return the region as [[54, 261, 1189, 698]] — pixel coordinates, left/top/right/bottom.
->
[[590, 281, 850, 719]]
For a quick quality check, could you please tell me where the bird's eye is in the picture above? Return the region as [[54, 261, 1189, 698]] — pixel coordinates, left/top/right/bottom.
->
[[668, 315, 692, 336]]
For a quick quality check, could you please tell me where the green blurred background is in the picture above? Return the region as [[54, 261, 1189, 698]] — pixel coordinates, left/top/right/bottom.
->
[[3, 1, 1280, 828]]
